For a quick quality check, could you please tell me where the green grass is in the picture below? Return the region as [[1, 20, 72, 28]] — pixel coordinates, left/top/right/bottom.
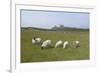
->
[[21, 28, 89, 63]]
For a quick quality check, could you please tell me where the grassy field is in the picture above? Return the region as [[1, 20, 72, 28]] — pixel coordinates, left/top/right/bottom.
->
[[21, 28, 89, 63]]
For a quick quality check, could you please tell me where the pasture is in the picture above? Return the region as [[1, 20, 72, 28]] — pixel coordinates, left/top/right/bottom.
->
[[21, 28, 89, 63]]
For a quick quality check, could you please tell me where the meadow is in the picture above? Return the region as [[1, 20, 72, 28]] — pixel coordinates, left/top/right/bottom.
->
[[21, 28, 89, 63]]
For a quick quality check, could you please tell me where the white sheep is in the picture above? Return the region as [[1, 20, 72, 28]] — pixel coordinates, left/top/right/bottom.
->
[[55, 40, 63, 48], [74, 41, 80, 48], [32, 37, 42, 44], [41, 40, 51, 49], [63, 41, 69, 49], [35, 38, 41, 44]]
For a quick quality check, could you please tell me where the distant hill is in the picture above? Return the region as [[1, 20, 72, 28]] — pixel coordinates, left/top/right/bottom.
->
[[21, 27, 51, 31], [51, 26, 89, 31], [21, 26, 89, 31], [51, 24, 89, 31]]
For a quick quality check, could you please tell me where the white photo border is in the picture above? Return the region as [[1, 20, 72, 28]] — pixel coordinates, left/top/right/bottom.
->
[[11, 4, 96, 73]]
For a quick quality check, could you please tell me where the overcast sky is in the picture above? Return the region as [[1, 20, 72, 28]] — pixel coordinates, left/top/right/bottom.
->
[[21, 10, 90, 29]]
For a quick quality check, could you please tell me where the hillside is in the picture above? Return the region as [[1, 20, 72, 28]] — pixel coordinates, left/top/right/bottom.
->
[[21, 26, 89, 31]]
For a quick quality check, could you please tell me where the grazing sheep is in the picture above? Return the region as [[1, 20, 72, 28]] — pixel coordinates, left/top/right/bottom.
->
[[63, 41, 69, 49], [74, 41, 80, 48], [41, 40, 51, 49], [32, 37, 42, 44], [55, 40, 63, 48]]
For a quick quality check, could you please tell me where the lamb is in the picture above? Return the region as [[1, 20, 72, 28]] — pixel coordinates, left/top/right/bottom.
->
[[63, 41, 69, 49], [41, 40, 51, 49], [55, 40, 63, 48]]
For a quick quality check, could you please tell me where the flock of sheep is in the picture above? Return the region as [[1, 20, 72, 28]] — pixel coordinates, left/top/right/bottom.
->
[[32, 37, 80, 49]]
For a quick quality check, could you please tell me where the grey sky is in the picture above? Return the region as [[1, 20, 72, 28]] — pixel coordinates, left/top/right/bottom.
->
[[21, 10, 89, 29]]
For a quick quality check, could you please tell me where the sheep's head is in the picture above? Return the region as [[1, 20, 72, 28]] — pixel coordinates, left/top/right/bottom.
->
[[41, 46, 44, 49]]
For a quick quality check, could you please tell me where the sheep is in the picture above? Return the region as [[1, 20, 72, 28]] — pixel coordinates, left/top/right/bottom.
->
[[35, 38, 41, 44], [41, 40, 51, 49], [55, 40, 63, 48], [63, 41, 69, 49], [32, 37, 42, 44], [74, 41, 80, 48]]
